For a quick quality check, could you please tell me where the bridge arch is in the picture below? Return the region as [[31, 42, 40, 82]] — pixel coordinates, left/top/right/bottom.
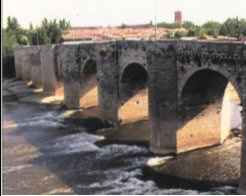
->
[[118, 62, 148, 124], [79, 58, 99, 108], [178, 68, 242, 152], [178, 66, 242, 101]]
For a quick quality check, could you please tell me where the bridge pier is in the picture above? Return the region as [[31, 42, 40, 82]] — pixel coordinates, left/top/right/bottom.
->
[[64, 81, 81, 108], [21, 48, 32, 82], [30, 47, 42, 87], [238, 65, 246, 194], [40, 45, 61, 95], [147, 42, 178, 154], [239, 123, 246, 194], [62, 45, 81, 108], [97, 43, 119, 125], [13, 47, 23, 78]]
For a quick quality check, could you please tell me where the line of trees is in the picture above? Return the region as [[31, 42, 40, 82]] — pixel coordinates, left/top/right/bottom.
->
[[158, 17, 246, 39], [3, 16, 71, 46], [3, 16, 71, 77]]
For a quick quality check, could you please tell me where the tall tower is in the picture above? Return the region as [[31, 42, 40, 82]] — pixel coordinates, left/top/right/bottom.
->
[[175, 11, 182, 24]]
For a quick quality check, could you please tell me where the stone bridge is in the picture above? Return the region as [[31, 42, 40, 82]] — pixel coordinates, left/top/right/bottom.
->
[[13, 40, 246, 194]]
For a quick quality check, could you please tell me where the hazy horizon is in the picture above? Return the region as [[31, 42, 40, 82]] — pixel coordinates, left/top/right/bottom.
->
[[3, 0, 246, 28]]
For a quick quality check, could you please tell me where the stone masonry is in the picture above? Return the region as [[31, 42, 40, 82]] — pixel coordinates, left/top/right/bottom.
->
[[14, 40, 246, 194], [40, 45, 63, 95], [13, 46, 41, 84]]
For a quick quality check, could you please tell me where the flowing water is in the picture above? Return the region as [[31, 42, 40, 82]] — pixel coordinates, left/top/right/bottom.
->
[[2, 96, 239, 195]]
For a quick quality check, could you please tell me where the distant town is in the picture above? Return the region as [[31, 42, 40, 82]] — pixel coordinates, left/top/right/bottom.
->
[[62, 11, 246, 43]]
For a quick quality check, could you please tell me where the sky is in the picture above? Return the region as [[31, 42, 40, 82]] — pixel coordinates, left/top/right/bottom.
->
[[2, 0, 246, 28]]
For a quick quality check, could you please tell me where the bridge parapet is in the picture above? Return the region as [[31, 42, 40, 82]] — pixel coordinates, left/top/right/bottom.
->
[[176, 41, 245, 61]]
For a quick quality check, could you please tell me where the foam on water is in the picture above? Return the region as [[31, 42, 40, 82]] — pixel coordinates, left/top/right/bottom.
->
[[61, 132, 236, 195], [86, 168, 235, 195], [3, 103, 238, 195], [3, 111, 64, 128], [40, 132, 104, 156], [100, 144, 149, 156], [82, 168, 201, 195]]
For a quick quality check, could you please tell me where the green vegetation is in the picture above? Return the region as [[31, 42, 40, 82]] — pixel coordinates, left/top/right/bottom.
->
[[197, 28, 207, 39], [174, 31, 187, 38], [160, 17, 246, 40], [157, 21, 182, 29], [201, 21, 221, 38], [2, 16, 70, 77], [219, 18, 246, 39]]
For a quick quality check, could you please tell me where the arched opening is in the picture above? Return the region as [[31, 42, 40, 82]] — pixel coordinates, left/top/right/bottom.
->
[[178, 69, 242, 153], [79, 59, 99, 108], [118, 63, 148, 124]]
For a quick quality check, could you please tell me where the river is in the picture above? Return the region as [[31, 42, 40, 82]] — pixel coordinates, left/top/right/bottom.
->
[[2, 94, 239, 195]]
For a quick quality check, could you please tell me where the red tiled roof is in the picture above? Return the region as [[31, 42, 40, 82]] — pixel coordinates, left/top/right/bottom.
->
[[62, 27, 171, 41]]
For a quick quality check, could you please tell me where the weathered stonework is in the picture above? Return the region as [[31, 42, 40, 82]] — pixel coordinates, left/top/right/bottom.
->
[[238, 62, 246, 194], [62, 41, 149, 125], [40, 45, 62, 95], [13, 47, 24, 78], [147, 41, 178, 154], [117, 41, 148, 124], [62, 44, 97, 108], [16, 46, 40, 82], [14, 40, 246, 194], [13, 46, 42, 86], [147, 40, 246, 194], [175, 41, 245, 153], [30, 47, 42, 87], [97, 42, 119, 125]]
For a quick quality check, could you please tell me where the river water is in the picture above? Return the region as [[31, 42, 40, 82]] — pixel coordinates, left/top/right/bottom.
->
[[2, 96, 239, 195]]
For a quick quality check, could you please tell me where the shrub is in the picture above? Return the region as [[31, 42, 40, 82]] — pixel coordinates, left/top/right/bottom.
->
[[174, 31, 187, 38], [19, 35, 29, 45]]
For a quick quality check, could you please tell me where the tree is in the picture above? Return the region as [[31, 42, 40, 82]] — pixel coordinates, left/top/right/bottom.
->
[[219, 24, 227, 35], [49, 19, 62, 43], [157, 22, 176, 29], [166, 31, 174, 39], [3, 30, 17, 57], [6, 16, 20, 32], [187, 28, 197, 37], [59, 19, 71, 30], [29, 23, 33, 30], [202, 21, 221, 38], [183, 21, 196, 29], [219, 17, 245, 38], [19, 35, 29, 45], [239, 18, 246, 36], [3, 16, 71, 77], [2, 30, 17, 77], [174, 31, 186, 38], [198, 28, 207, 39], [28, 18, 71, 44]]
